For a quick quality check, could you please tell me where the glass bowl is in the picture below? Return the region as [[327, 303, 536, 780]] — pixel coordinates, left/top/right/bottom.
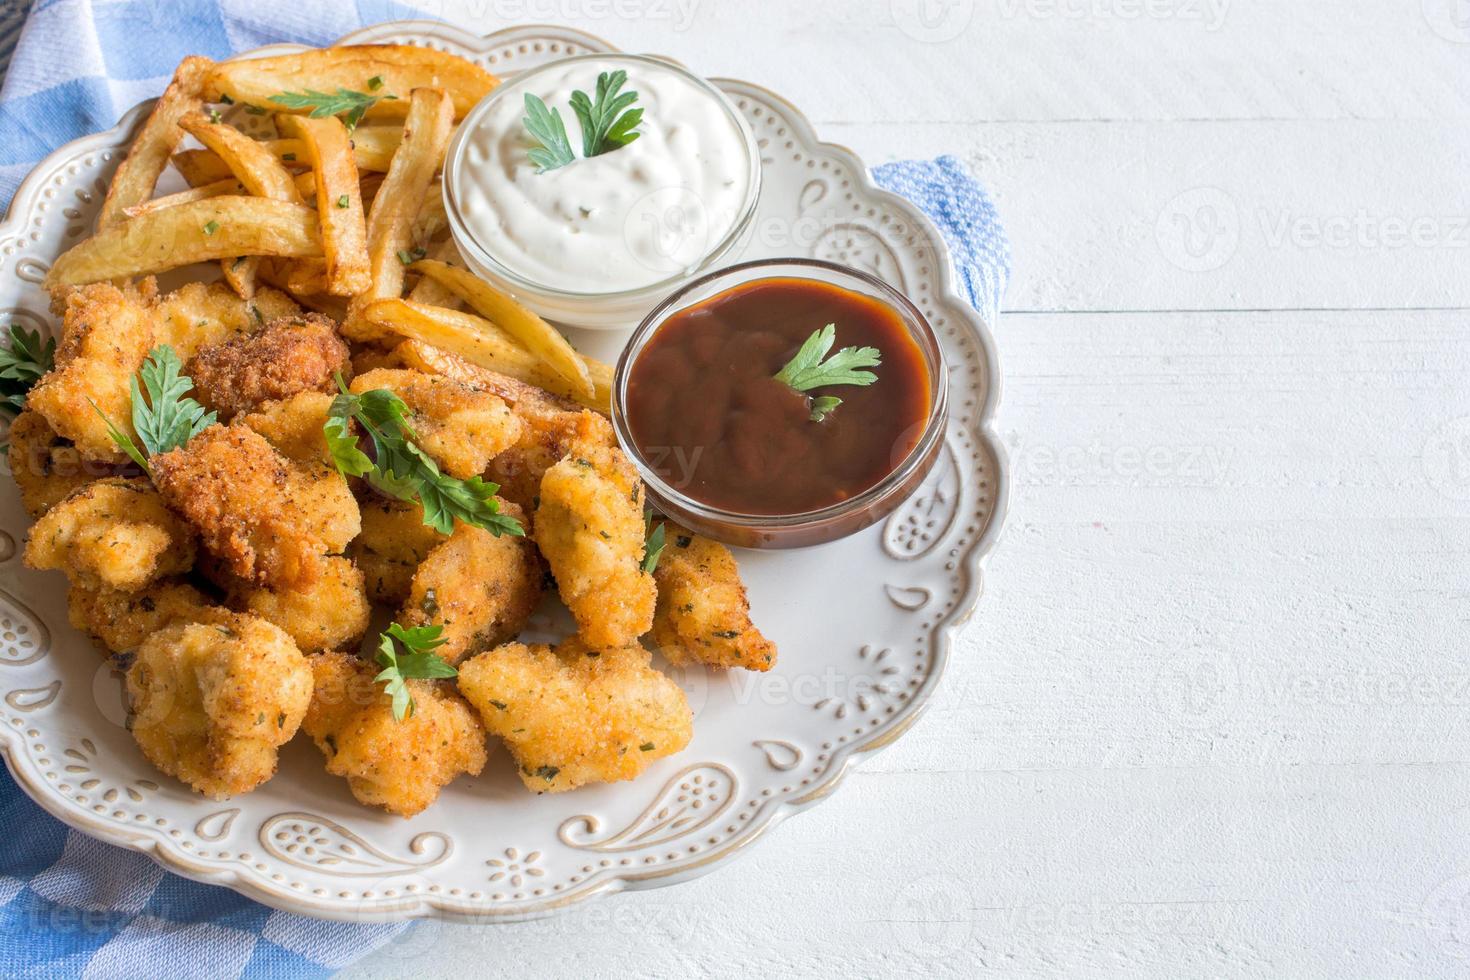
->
[[611, 258, 949, 549], [442, 52, 762, 331]]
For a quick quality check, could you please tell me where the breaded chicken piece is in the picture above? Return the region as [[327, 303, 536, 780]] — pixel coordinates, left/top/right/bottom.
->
[[458, 637, 691, 793], [651, 526, 776, 672], [127, 613, 312, 798], [229, 555, 371, 653], [349, 344, 406, 375], [28, 281, 155, 462], [349, 368, 521, 480], [186, 313, 350, 421], [151, 424, 353, 587], [7, 411, 124, 517], [154, 281, 301, 360], [24, 478, 195, 591], [239, 390, 334, 466], [303, 650, 487, 817], [534, 444, 655, 648], [493, 410, 616, 520], [399, 511, 542, 663], [349, 496, 446, 603], [69, 579, 230, 658]]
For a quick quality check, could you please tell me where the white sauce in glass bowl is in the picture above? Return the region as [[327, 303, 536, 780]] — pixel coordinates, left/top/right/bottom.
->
[[448, 57, 755, 294]]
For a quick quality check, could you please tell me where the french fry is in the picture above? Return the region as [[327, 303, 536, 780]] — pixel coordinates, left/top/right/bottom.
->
[[220, 254, 258, 299], [256, 259, 349, 320], [121, 177, 245, 219], [406, 240, 464, 308], [171, 127, 402, 184], [99, 56, 214, 227], [46, 198, 322, 288], [345, 88, 455, 341], [277, 114, 371, 295], [410, 181, 448, 244], [179, 117, 304, 204], [362, 299, 610, 412], [206, 45, 496, 121], [409, 259, 593, 398]]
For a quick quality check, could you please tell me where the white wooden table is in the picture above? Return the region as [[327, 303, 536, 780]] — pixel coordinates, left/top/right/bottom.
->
[[346, 2, 1470, 976]]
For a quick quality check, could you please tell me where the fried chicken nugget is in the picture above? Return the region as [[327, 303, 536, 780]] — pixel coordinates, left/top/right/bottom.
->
[[458, 637, 691, 793], [651, 526, 776, 672], [350, 368, 521, 480], [24, 478, 196, 591], [127, 613, 312, 798], [230, 555, 371, 653], [28, 281, 156, 463], [303, 650, 487, 817], [350, 496, 446, 603], [68, 579, 230, 658], [239, 390, 334, 466], [154, 281, 301, 360], [400, 511, 542, 663], [151, 424, 354, 587], [7, 410, 123, 517], [534, 444, 655, 648], [186, 313, 350, 421]]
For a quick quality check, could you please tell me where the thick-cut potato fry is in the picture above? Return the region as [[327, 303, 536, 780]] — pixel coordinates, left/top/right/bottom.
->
[[99, 56, 213, 227], [46, 198, 322, 288], [221, 254, 258, 299], [171, 127, 402, 185], [277, 115, 370, 295], [179, 117, 304, 205], [410, 182, 448, 244], [362, 299, 610, 412], [405, 240, 463, 308], [206, 46, 496, 121], [345, 88, 455, 341], [122, 177, 245, 219], [410, 259, 592, 398]]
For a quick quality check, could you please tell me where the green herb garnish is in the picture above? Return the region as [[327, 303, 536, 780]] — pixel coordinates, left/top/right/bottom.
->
[[0, 323, 54, 417], [522, 93, 576, 173], [202, 220, 219, 236], [336, 194, 350, 208], [367, 75, 385, 91], [568, 70, 642, 157], [375, 623, 457, 721], [774, 324, 881, 421], [95, 345, 217, 473], [324, 375, 524, 538], [640, 514, 666, 574], [269, 87, 381, 131]]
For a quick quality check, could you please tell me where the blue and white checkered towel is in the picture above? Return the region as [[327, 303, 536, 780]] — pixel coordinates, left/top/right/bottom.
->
[[0, 2, 1009, 977]]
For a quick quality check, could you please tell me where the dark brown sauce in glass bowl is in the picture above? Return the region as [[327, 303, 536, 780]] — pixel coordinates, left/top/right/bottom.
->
[[623, 277, 932, 516]]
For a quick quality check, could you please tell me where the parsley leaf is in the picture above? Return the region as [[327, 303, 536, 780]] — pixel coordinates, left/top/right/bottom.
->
[[774, 324, 881, 421], [640, 516, 666, 574], [0, 322, 54, 417], [129, 346, 217, 457], [269, 87, 381, 131], [374, 623, 457, 721], [324, 376, 525, 537], [522, 93, 576, 173], [568, 70, 642, 157], [89, 399, 150, 474]]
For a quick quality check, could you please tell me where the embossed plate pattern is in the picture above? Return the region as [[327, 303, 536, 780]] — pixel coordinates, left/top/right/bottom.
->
[[0, 21, 1006, 922]]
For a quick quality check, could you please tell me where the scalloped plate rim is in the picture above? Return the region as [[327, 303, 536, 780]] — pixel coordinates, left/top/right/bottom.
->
[[0, 20, 1010, 924]]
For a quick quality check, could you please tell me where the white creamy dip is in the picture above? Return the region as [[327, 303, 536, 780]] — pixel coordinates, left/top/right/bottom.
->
[[449, 57, 754, 294]]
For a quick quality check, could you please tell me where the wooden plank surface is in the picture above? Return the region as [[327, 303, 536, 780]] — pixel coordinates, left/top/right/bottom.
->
[[345, 2, 1470, 977]]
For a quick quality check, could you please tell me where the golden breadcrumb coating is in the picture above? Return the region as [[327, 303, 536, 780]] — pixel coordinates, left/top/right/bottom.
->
[[186, 313, 350, 421], [349, 495, 446, 604], [493, 409, 615, 519], [230, 555, 371, 653], [349, 344, 406, 375], [651, 526, 776, 672], [24, 478, 195, 591], [68, 579, 230, 657], [151, 424, 354, 587], [239, 390, 334, 466], [400, 510, 542, 663], [28, 281, 156, 462], [349, 368, 522, 480], [303, 650, 487, 817], [154, 281, 301, 360], [457, 637, 691, 793], [534, 444, 655, 648], [127, 613, 312, 798], [7, 410, 124, 517]]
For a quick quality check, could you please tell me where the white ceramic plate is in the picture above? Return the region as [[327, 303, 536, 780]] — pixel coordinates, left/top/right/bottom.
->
[[0, 21, 1006, 922]]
